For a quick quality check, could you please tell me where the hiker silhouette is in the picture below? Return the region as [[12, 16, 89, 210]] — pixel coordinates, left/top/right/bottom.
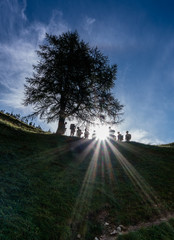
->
[[84, 128, 89, 139], [70, 123, 76, 136], [125, 131, 131, 142], [77, 127, 82, 138], [92, 130, 96, 139]]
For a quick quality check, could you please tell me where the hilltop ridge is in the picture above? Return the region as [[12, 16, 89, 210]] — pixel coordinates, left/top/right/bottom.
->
[[0, 111, 45, 133]]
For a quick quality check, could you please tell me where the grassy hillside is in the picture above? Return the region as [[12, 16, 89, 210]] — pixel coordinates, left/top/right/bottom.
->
[[0, 114, 174, 240], [0, 111, 44, 133]]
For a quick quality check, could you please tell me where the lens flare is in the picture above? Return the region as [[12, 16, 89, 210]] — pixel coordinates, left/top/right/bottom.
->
[[95, 125, 109, 140]]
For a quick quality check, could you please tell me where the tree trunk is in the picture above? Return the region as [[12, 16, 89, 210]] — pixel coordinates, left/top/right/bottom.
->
[[56, 95, 67, 135], [56, 116, 66, 134]]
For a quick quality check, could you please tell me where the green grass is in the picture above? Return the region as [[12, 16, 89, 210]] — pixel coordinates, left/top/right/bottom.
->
[[0, 114, 174, 239]]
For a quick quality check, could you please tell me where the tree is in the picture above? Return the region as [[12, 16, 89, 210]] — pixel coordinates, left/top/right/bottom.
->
[[24, 31, 123, 134]]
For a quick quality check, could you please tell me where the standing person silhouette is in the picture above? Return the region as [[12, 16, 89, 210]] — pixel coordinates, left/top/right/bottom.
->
[[70, 123, 76, 136], [77, 127, 82, 138], [117, 132, 123, 141], [117, 132, 121, 141], [84, 128, 89, 139], [92, 130, 96, 139], [125, 131, 131, 142]]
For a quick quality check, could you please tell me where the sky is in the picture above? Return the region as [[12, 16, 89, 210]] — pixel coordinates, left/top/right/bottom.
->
[[0, 0, 174, 144]]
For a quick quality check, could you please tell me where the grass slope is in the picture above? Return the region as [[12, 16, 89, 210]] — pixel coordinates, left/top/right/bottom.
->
[[0, 112, 44, 133], [118, 219, 174, 240], [0, 115, 174, 240]]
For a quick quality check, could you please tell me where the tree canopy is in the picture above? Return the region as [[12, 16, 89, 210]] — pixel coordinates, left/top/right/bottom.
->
[[24, 31, 123, 134]]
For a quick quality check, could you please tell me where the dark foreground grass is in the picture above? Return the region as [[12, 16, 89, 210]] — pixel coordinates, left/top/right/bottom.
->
[[0, 116, 174, 239]]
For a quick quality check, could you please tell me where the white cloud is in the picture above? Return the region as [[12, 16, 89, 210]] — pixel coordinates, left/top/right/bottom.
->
[[21, 0, 27, 20], [0, 1, 69, 116], [129, 129, 164, 145], [48, 10, 69, 35], [86, 17, 96, 25], [0, 40, 36, 107], [0, 0, 27, 41], [83, 16, 96, 34]]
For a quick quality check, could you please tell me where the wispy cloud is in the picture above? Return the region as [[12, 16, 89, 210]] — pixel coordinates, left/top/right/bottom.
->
[[21, 0, 27, 20], [0, 1, 69, 115], [82, 16, 96, 34], [129, 129, 164, 145], [0, 0, 27, 41], [0, 39, 37, 110]]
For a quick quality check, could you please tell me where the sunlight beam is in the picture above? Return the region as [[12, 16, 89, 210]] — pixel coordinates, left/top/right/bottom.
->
[[107, 140, 166, 216], [71, 140, 101, 227]]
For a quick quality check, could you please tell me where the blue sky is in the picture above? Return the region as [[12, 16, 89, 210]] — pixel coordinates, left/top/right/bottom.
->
[[0, 0, 174, 144]]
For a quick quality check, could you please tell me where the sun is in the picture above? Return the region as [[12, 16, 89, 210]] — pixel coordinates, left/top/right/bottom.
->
[[95, 125, 109, 140]]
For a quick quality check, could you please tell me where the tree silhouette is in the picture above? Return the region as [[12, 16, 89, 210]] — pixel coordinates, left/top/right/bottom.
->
[[24, 31, 123, 134]]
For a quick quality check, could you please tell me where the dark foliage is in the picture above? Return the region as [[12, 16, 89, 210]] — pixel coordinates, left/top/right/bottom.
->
[[24, 31, 123, 133]]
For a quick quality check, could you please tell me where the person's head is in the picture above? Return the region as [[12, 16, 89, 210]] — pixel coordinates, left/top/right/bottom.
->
[[118, 132, 120, 134], [126, 131, 129, 133]]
